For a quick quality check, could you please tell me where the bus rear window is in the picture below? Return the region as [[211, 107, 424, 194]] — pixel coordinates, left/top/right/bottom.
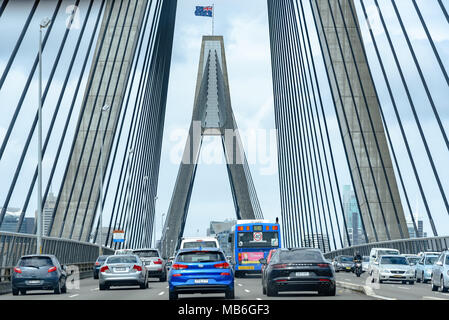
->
[[237, 232, 279, 248], [183, 241, 217, 248]]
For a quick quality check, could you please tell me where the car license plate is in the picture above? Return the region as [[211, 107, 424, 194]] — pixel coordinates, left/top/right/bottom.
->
[[296, 272, 310, 277], [194, 279, 209, 284], [238, 266, 254, 270], [28, 280, 41, 285], [115, 267, 127, 272], [392, 275, 401, 278], [346, 267, 351, 270]]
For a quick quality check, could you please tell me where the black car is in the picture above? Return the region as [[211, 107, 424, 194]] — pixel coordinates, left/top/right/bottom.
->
[[11, 255, 67, 296], [260, 248, 336, 297], [93, 255, 109, 279]]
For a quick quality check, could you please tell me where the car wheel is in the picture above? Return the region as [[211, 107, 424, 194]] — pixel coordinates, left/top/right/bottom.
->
[[262, 283, 267, 295], [93, 274, 98, 280], [61, 281, 67, 294], [440, 276, 449, 293], [225, 287, 235, 299], [19, 289, 26, 295], [169, 290, 178, 300], [54, 281, 61, 294], [266, 281, 278, 297], [431, 277, 438, 291], [416, 272, 420, 283], [321, 285, 336, 296], [139, 282, 147, 289], [409, 281, 415, 285], [12, 288, 19, 296], [160, 275, 167, 282], [422, 273, 428, 283], [99, 284, 107, 291]]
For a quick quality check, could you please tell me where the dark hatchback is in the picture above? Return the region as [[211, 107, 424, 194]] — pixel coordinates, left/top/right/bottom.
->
[[93, 255, 109, 279], [260, 248, 336, 297], [12, 255, 67, 296]]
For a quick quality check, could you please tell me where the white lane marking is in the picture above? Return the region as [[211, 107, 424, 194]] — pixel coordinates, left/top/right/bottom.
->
[[69, 294, 79, 298], [166, 286, 169, 289], [397, 286, 411, 290], [423, 296, 447, 300], [256, 298, 262, 301], [158, 291, 165, 296], [244, 289, 251, 293], [91, 288, 99, 291], [238, 283, 243, 287]]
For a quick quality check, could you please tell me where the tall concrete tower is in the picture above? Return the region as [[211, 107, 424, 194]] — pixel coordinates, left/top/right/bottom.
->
[[160, 36, 263, 257]]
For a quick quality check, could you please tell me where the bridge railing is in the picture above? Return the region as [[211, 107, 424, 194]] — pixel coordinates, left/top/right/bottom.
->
[[323, 236, 449, 259], [0, 232, 114, 283]]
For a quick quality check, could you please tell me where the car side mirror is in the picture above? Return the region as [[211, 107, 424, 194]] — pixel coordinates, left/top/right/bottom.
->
[[374, 261, 379, 265], [437, 261, 443, 266], [259, 258, 267, 265], [371, 255, 376, 259]]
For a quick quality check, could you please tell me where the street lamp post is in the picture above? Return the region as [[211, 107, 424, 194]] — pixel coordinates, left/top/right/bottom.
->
[[98, 104, 110, 256], [142, 176, 149, 248], [37, 17, 51, 255], [152, 196, 158, 248]]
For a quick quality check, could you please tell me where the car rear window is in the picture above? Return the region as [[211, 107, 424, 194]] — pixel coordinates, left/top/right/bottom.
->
[[107, 256, 137, 264], [19, 257, 53, 267], [183, 241, 217, 248], [133, 250, 159, 258], [177, 251, 225, 263], [279, 250, 324, 262]]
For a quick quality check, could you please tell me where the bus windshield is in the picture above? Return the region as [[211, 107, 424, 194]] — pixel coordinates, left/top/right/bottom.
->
[[237, 231, 279, 248]]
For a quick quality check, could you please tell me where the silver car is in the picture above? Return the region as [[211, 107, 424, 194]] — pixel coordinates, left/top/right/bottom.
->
[[416, 254, 439, 283], [371, 255, 415, 284], [99, 255, 148, 290], [431, 251, 449, 292], [133, 248, 166, 282]]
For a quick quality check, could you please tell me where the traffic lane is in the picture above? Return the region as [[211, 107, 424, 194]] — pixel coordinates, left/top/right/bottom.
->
[[233, 275, 374, 300], [1, 276, 373, 300], [0, 277, 168, 300], [336, 272, 449, 300]]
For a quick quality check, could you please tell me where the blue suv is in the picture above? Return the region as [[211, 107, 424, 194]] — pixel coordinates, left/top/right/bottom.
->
[[168, 248, 234, 300]]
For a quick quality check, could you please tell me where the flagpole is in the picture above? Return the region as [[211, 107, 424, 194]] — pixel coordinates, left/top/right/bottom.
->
[[212, 3, 214, 36]]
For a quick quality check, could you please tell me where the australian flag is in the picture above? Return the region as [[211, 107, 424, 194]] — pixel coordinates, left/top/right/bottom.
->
[[195, 6, 213, 17]]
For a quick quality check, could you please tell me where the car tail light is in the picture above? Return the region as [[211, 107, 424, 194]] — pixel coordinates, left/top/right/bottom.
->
[[133, 265, 143, 272], [317, 263, 330, 268], [319, 279, 330, 282], [172, 274, 182, 277], [276, 279, 287, 282], [48, 266, 57, 273], [220, 272, 230, 276], [95, 261, 100, 266], [214, 262, 230, 269], [238, 253, 242, 262], [100, 266, 109, 273], [273, 225, 278, 230], [272, 264, 287, 269], [172, 264, 188, 270], [13, 267, 22, 274], [154, 259, 162, 265]]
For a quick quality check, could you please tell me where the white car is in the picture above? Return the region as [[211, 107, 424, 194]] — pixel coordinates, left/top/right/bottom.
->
[[362, 256, 369, 272], [368, 248, 400, 275], [371, 255, 415, 284], [416, 254, 439, 283], [179, 237, 220, 249], [115, 249, 134, 255]]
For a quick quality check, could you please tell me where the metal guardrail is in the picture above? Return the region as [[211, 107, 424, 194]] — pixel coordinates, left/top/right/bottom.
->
[[0, 232, 114, 282], [323, 236, 449, 259]]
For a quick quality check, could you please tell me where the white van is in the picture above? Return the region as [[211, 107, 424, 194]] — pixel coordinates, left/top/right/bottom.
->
[[368, 248, 400, 275], [180, 237, 220, 250]]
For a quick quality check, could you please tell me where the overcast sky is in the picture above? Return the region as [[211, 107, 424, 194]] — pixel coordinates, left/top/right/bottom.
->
[[0, 0, 448, 241]]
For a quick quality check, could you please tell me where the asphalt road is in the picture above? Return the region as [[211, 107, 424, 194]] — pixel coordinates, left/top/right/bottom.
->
[[336, 271, 449, 300], [0, 275, 372, 300]]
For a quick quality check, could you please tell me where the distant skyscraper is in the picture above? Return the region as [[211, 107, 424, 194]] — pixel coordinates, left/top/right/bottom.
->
[[407, 214, 426, 238], [342, 185, 365, 246], [35, 192, 56, 236]]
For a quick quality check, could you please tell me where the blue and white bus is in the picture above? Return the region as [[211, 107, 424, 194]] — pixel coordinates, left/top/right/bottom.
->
[[229, 219, 281, 277]]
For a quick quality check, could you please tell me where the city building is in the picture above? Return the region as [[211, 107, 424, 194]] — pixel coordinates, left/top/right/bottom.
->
[[407, 215, 427, 238], [342, 185, 365, 246], [207, 219, 236, 257], [301, 234, 331, 253], [0, 208, 35, 234]]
